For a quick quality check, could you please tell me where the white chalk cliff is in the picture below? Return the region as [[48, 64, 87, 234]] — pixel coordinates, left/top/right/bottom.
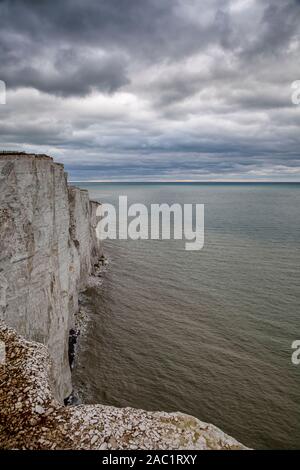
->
[[0, 152, 247, 450], [0, 152, 102, 401]]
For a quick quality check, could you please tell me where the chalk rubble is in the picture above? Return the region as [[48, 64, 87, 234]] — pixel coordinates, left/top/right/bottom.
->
[[0, 323, 248, 450]]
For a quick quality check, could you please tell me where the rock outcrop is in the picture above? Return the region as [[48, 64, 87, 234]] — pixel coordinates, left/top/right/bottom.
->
[[0, 323, 247, 450], [0, 152, 102, 402]]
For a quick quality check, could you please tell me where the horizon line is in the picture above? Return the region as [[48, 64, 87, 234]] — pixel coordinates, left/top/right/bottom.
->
[[69, 179, 300, 184]]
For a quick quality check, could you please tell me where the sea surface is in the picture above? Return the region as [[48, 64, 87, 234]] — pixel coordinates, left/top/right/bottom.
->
[[73, 182, 300, 449]]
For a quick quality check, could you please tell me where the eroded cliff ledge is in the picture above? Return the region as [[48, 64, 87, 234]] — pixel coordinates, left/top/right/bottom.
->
[[0, 152, 247, 450], [0, 323, 246, 450], [0, 152, 102, 401]]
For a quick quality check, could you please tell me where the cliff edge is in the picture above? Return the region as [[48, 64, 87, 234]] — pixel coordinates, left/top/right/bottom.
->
[[0, 152, 102, 401]]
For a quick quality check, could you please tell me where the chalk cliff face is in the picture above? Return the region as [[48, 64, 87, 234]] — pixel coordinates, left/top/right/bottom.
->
[[0, 152, 102, 401]]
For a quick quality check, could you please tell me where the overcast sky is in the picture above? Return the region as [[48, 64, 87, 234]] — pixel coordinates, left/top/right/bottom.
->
[[0, 0, 300, 181]]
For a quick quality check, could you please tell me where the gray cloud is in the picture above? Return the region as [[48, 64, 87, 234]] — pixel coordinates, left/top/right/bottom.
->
[[0, 46, 129, 96], [0, 0, 299, 180]]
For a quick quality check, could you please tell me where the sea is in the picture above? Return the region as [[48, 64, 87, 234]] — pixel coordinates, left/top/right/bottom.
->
[[72, 182, 300, 449]]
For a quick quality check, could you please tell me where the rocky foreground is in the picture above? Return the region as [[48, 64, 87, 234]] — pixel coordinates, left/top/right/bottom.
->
[[0, 323, 247, 450]]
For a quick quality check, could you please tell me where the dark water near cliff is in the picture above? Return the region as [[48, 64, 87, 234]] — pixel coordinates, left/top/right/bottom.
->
[[73, 183, 300, 449]]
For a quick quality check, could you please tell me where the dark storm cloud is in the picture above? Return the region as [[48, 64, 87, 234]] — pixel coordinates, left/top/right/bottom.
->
[[0, 46, 129, 96], [0, 0, 237, 96], [0, 0, 300, 180], [0, 0, 225, 58], [242, 0, 300, 58]]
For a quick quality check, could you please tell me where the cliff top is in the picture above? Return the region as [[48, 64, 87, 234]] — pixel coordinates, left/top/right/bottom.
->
[[0, 151, 54, 162]]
